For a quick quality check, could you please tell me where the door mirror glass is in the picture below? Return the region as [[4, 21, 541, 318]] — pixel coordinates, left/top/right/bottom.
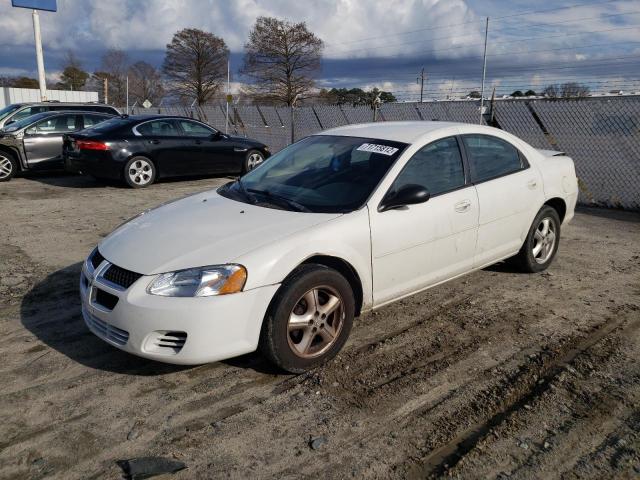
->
[[379, 184, 430, 212]]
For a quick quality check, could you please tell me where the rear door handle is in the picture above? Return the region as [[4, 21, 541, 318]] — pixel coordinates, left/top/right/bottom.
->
[[148, 139, 160, 145], [527, 179, 538, 189], [454, 200, 471, 213]]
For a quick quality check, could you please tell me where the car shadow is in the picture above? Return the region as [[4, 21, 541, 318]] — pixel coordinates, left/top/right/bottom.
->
[[20, 262, 189, 375], [22, 171, 238, 189], [482, 260, 528, 274], [20, 262, 275, 376]]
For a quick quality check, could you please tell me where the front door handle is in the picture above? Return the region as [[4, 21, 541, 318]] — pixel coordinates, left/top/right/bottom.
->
[[527, 179, 538, 189], [148, 139, 160, 145], [454, 200, 471, 213]]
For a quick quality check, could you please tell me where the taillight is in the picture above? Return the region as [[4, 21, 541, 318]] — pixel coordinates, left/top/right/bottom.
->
[[76, 139, 109, 151]]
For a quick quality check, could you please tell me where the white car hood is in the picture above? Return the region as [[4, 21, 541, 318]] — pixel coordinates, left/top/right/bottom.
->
[[98, 190, 340, 275]]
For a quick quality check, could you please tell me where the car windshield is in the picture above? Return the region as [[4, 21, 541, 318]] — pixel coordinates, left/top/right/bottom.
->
[[83, 117, 130, 133], [219, 135, 408, 213], [0, 104, 21, 122]]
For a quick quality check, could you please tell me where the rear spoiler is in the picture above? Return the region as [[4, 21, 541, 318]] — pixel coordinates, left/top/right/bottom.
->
[[536, 149, 566, 157]]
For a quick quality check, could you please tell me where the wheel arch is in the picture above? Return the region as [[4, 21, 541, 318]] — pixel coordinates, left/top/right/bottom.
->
[[0, 145, 22, 171], [297, 255, 364, 317], [544, 197, 567, 223]]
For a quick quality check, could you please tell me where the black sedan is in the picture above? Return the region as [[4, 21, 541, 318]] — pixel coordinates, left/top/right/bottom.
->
[[64, 115, 270, 188]]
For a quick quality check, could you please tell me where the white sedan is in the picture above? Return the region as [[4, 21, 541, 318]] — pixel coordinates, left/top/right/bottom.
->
[[81, 121, 578, 372]]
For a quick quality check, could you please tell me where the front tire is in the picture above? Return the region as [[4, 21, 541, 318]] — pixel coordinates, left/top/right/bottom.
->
[[259, 264, 355, 373], [512, 206, 561, 273], [124, 156, 156, 188], [244, 150, 265, 172], [0, 151, 18, 182]]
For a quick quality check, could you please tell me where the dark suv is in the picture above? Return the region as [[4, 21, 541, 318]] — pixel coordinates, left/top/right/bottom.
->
[[0, 102, 119, 130]]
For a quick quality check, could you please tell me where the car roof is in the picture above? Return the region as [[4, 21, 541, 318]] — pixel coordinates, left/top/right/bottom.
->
[[16, 102, 114, 107], [319, 121, 466, 144], [123, 114, 203, 121]]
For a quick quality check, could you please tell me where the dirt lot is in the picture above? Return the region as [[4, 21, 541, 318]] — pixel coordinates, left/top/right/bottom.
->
[[1, 173, 639, 480]]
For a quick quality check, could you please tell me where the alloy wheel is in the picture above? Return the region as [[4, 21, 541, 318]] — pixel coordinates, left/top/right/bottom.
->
[[247, 152, 264, 170], [287, 285, 345, 358], [0, 155, 13, 179], [128, 159, 153, 186], [532, 217, 556, 264]]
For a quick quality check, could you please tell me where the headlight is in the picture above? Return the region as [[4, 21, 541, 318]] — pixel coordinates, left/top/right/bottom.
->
[[147, 265, 247, 297]]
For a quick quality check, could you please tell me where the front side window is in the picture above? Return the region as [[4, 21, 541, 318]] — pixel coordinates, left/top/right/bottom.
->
[[462, 134, 524, 183], [390, 136, 465, 197], [27, 114, 78, 134], [219, 135, 407, 213], [10, 106, 48, 123], [0, 104, 21, 122], [179, 120, 214, 137], [135, 119, 181, 137]]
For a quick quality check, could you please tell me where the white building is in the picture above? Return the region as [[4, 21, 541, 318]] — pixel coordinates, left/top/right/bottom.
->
[[0, 87, 98, 108]]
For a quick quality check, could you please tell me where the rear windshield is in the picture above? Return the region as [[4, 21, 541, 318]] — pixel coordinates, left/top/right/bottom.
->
[[82, 117, 130, 133]]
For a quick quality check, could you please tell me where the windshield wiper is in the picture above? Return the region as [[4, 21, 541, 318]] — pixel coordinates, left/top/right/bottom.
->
[[246, 188, 312, 213], [234, 178, 257, 204]]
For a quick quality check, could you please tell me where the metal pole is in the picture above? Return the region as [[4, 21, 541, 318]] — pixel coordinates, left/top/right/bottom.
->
[[32, 10, 47, 101], [104, 76, 108, 104], [126, 75, 129, 113], [225, 60, 230, 134], [418, 68, 425, 103], [479, 17, 489, 124]]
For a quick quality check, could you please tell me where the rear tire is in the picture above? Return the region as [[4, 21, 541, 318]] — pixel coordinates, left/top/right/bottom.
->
[[259, 264, 355, 373], [511, 206, 561, 273], [0, 151, 18, 182], [124, 156, 156, 188]]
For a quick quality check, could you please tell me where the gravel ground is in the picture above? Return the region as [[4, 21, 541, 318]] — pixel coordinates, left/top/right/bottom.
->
[[1, 173, 639, 480]]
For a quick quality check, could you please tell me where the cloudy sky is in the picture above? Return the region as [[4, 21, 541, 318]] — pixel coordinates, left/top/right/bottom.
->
[[1, 0, 639, 99]]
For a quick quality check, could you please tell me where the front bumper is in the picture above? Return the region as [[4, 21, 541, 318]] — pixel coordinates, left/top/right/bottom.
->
[[80, 256, 279, 365]]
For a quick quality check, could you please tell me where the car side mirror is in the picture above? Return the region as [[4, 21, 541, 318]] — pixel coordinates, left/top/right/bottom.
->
[[379, 184, 430, 212], [210, 131, 224, 141], [5, 120, 15, 126]]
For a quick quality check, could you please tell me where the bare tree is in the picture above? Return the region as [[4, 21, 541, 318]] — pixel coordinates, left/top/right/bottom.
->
[[241, 17, 323, 106], [560, 82, 590, 98], [162, 28, 229, 106], [128, 61, 165, 106], [99, 49, 130, 105], [542, 84, 560, 98], [56, 51, 89, 90]]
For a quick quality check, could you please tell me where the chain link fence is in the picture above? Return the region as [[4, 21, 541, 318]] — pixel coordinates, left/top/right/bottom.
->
[[130, 96, 640, 210]]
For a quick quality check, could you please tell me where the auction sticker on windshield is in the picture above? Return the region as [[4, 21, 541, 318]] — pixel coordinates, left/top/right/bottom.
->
[[356, 143, 399, 156]]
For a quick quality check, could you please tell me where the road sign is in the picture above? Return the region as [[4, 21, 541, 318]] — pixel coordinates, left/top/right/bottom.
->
[[142, 99, 152, 109], [226, 94, 233, 103], [11, 0, 57, 12]]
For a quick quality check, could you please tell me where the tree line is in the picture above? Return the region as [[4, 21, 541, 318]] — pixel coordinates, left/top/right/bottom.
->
[[0, 17, 395, 108]]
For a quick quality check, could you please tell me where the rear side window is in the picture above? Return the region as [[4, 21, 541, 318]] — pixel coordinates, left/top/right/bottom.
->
[[135, 120, 181, 137], [178, 120, 214, 136], [391, 136, 465, 196], [462, 134, 524, 183]]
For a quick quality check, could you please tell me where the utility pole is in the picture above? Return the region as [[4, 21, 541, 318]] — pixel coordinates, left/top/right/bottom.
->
[[417, 68, 426, 103], [479, 17, 489, 124], [32, 10, 47, 101], [225, 60, 230, 134], [104, 76, 108, 104], [126, 75, 129, 113]]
